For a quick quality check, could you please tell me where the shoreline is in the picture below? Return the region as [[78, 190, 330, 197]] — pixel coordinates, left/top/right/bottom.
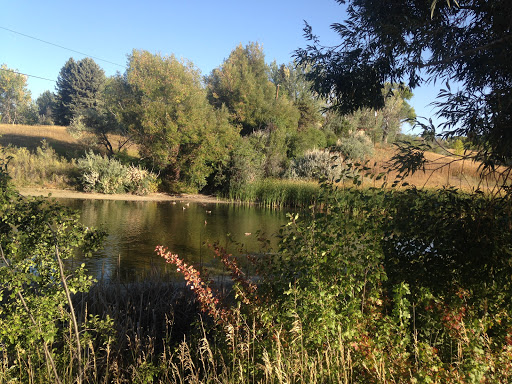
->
[[18, 187, 228, 204]]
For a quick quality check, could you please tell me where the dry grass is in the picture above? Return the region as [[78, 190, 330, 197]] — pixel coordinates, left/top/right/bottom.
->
[[367, 145, 509, 192], [0, 124, 138, 158]]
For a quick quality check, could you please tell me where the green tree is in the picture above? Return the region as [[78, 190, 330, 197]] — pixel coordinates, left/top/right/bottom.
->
[[54, 58, 106, 126], [269, 61, 323, 131], [36, 90, 56, 125], [18, 100, 40, 125], [0, 64, 32, 124], [378, 84, 416, 144], [124, 50, 237, 192], [296, 0, 512, 168], [333, 84, 416, 144], [206, 43, 299, 136]]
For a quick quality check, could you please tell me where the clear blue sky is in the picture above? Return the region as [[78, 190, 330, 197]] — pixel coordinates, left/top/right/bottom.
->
[[1, 0, 441, 132]]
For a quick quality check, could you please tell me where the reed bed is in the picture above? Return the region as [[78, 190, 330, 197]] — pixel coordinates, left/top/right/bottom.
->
[[0, 275, 357, 384], [227, 178, 320, 208]]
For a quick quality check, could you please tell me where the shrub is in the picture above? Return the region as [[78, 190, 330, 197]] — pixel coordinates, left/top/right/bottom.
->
[[0, 163, 107, 383], [76, 151, 158, 195], [2, 140, 75, 188], [125, 164, 159, 195], [335, 131, 374, 160], [288, 148, 345, 181], [286, 127, 328, 159], [161, 184, 512, 382]]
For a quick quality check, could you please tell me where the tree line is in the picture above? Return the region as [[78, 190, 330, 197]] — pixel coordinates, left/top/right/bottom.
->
[[0, 43, 415, 192]]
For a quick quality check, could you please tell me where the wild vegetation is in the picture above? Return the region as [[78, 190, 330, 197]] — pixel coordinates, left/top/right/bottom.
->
[[1, 166, 511, 382], [1, 0, 512, 382]]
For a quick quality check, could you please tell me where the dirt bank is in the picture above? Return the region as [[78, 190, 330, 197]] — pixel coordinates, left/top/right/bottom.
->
[[18, 187, 227, 204]]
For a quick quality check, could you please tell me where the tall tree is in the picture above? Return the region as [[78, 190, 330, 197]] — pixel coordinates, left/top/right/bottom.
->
[[0, 64, 31, 124], [69, 74, 134, 155], [206, 43, 299, 136], [296, 0, 512, 167], [269, 61, 323, 130], [54, 58, 106, 126], [36, 90, 56, 125], [331, 84, 416, 144], [124, 50, 237, 191]]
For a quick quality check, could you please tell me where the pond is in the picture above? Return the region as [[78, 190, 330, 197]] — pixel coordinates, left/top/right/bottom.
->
[[58, 198, 289, 281]]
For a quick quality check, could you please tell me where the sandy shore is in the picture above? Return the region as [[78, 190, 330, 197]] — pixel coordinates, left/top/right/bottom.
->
[[18, 187, 227, 204]]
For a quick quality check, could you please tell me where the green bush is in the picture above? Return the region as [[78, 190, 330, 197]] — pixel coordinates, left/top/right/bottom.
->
[[77, 151, 158, 195], [2, 140, 75, 188], [169, 184, 512, 382], [286, 127, 328, 159], [335, 132, 374, 160], [247, 185, 512, 380], [288, 148, 345, 181], [0, 161, 108, 383]]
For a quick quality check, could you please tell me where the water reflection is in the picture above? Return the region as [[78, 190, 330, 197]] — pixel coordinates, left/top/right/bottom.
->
[[58, 199, 287, 281]]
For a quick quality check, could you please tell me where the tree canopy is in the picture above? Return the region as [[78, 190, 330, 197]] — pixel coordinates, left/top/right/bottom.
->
[[296, 0, 512, 166], [124, 50, 238, 191], [36, 90, 56, 125], [0, 64, 31, 124], [206, 43, 299, 136], [54, 57, 106, 126]]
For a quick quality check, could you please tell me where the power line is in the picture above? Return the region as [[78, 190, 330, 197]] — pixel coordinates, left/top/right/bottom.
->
[[0, 25, 126, 69], [0, 67, 55, 82]]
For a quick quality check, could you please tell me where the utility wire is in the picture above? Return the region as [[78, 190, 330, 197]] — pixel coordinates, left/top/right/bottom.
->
[[0, 25, 126, 69], [0, 66, 55, 82]]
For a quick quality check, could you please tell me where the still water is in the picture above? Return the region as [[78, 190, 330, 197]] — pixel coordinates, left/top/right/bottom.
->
[[58, 199, 288, 281]]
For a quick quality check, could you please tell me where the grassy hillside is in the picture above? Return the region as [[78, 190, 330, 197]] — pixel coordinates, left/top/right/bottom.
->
[[370, 145, 499, 191], [0, 124, 138, 159]]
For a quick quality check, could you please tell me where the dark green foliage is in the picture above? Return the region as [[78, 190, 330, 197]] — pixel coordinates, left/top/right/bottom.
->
[[286, 126, 327, 159], [383, 189, 512, 296], [54, 57, 106, 126], [249, 184, 512, 379], [208, 136, 265, 196], [36, 90, 56, 125], [296, 0, 512, 167]]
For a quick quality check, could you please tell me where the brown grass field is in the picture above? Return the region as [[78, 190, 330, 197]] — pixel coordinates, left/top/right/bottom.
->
[[0, 124, 508, 192], [369, 144, 511, 192], [0, 123, 138, 159]]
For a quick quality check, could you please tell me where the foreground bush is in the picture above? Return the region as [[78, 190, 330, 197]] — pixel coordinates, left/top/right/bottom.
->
[[77, 151, 158, 195], [159, 184, 512, 383], [0, 158, 106, 384]]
